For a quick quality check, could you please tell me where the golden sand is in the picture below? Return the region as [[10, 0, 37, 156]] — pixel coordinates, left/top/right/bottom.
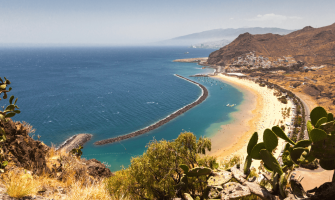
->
[[209, 74, 295, 169]]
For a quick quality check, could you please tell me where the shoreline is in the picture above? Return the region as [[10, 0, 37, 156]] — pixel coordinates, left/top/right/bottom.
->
[[208, 75, 260, 158], [94, 74, 209, 145], [208, 74, 295, 169]]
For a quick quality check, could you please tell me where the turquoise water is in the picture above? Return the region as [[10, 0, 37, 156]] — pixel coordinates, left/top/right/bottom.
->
[[0, 46, 243, 171]]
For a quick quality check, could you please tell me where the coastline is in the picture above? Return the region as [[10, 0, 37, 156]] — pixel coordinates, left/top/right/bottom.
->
[[208, 74, 295, 168], [94, 74, 209, 145], [208, 75, 259, 159]]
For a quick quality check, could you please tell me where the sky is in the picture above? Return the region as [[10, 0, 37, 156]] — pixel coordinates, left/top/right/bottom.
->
[[0, 0, 334, 46]]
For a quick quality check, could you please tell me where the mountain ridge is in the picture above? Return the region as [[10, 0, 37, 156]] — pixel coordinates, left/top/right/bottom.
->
[[207, 23, 335, 66], [154, 27, 295, 46]]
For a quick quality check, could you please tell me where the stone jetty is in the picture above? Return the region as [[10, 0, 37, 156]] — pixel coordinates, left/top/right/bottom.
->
[[94, 74, 209, 145]]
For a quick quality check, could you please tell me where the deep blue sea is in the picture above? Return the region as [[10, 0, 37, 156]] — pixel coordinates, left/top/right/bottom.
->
[[0, 46, 243, 171]]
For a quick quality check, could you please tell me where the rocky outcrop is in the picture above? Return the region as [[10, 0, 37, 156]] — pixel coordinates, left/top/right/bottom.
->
[[0, 119, 50, 175], [84, 159, 113, 178]]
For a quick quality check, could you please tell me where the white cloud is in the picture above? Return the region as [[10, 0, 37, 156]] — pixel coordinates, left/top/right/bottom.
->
[[248, 13, 302, 23], [229, 18, 234, 20]]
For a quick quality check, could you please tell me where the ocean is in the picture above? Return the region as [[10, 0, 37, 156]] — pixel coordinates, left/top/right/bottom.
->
[[0, 46, 243, 171]]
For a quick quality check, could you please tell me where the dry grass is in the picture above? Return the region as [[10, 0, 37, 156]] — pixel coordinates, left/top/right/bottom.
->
[[66, 181, 112, 200], [0, 122, 117, 199], [2, 170, 39, 198], [21, 121, 36, 135], [1, 170, 111, 199], [0, 146, 114, 199], [47, 145, 67, 160]]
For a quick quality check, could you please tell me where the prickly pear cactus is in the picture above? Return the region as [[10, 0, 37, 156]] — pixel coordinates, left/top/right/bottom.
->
[[180, 164, 212, 177], [243, 132, 258, 174], [187, 167, 212, 177], [308, 107, 335, 171]]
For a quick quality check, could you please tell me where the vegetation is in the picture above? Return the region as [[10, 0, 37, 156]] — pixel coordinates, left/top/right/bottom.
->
[[0, 77, 18, 173], [219, 155, 242, 170], [277, 96, 288, 104], [294, 116, 303, 127], [241, 106, 335, 199], [280, 125, 285, 131], [106, 132, 216, 200], [107, 105, 335, 199], [70, 145, 84, 158], [281, 107, 291, 120], [3, 170, 36, 198]]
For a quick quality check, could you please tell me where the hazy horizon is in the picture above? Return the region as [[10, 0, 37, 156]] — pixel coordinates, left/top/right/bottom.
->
[[1, 0, 334, 46]]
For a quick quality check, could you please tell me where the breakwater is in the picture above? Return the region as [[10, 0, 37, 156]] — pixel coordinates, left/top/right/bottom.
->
[[94, 74, 209, 145], [57, 133, 93, 152]]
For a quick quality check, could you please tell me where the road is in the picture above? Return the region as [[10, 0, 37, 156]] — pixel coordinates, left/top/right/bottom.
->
[[294, 93, 311, 139]]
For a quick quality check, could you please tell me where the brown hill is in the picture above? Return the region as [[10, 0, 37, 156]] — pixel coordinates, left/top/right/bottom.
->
[[208, 23, 335, 66]]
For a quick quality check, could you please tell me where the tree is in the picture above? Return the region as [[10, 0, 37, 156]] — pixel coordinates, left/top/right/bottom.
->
[[107, 132, 216, 200]]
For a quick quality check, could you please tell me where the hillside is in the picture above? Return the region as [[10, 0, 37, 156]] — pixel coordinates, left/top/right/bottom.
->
[[155, 27, 294, 46], [207, 23, 335, 66]]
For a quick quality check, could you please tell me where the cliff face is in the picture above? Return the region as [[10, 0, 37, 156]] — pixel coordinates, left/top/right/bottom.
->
[[208, 23, 335, 66]]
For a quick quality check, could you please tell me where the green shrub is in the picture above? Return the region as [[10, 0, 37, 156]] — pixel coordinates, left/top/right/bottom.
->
[[106, 132, 216, 200], [220, 155, 242, 170]]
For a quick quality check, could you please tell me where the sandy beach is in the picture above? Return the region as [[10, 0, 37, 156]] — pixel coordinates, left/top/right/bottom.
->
[[209, 74, 295, 169]]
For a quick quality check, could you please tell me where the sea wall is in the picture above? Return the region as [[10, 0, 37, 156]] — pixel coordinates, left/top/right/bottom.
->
[[94, 74, 208, 145]]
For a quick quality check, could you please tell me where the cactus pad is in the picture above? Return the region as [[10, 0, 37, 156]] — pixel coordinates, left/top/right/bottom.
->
[[310, 106, 327, 126], [307, 121, 313, 136], [250, 142, 265, 160], [180, 164, 189, 174], [272, 126, 295, 145], [310, 128, 328, 142], [294, 140, 312, 148], [327, 113, 334, 122], [263, 129, 278, 152], [319, 121, 335, 134], [260, 149, 283, 175], [311, 134, 335, 160], [315, 117, 328, 128], [247, 132, 258, 155], [187, 167, 212, 177], [263, 163, 273, 172], [279, 173, 288, 198], [243, 155, 252, 174]]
